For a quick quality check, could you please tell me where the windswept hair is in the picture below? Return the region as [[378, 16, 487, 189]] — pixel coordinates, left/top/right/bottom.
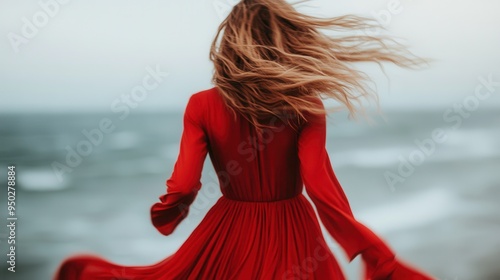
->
[[209, 0, 425, 135]]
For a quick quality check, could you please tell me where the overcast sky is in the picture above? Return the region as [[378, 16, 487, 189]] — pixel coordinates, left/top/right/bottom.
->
[[1, 0, 499, 113]]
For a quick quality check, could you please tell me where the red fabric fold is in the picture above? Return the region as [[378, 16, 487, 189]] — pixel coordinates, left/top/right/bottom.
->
[[150, 190, 197, 236]]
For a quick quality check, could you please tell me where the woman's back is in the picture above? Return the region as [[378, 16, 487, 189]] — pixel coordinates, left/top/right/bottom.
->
[[199, 87, 303, 201], [149, 86, 434, 279]]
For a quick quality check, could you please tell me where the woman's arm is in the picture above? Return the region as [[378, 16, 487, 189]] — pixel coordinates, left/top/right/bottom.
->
[[298, 98, 434, 280], [150, 93, 209, 236]]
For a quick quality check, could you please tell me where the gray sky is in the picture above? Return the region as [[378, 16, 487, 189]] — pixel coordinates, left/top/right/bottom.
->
[[1, 0, 499, 113]]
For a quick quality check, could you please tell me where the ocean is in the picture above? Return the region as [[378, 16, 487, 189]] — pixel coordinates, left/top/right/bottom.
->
[[0, 108, 499, 280]]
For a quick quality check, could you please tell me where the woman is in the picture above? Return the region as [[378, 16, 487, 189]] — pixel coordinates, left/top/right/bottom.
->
[[54, 0, 434, 279]]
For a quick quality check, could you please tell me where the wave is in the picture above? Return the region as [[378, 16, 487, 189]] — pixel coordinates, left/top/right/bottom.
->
[[17, 167, 70, 191], [356, 188, 457, 233]]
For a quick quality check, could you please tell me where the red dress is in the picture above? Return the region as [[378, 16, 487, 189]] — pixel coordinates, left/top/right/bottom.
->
[[54, 87, 434, 280]]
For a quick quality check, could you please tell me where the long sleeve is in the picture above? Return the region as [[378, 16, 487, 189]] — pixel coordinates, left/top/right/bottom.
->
[[298, 99, 434, 280], [150, 93, 208, 236]]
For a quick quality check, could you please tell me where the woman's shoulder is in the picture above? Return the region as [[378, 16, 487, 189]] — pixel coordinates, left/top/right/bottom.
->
[[184, 87, 221, 121], [190, 86, 219, 101], [187, 86, 224, 112]]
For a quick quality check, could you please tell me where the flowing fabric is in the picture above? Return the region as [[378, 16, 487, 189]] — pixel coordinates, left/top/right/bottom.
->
[[54, 87, 435, 280]]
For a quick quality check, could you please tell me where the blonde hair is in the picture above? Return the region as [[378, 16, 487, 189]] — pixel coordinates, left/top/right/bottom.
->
[[209, 0, 425, 135]]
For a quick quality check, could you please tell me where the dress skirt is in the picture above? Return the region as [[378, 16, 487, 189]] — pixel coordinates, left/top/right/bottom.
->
[[55, 194, 346, 280]]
